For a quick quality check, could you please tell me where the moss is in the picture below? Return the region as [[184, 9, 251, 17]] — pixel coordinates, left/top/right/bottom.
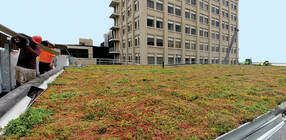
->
[[4, 108, 53, 137]]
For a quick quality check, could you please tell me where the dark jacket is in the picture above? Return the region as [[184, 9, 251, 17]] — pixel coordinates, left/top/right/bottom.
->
[[12, 34, 41, 70]]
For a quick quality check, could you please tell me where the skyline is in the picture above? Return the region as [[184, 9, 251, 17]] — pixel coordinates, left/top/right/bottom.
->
[[1, 0, 286, 62]]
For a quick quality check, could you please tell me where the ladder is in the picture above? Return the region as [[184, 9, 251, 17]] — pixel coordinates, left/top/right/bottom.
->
[[223, 28, 239, 64]]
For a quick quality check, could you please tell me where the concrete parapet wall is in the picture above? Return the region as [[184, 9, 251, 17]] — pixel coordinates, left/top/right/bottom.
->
[[76, 58, 97, 65]]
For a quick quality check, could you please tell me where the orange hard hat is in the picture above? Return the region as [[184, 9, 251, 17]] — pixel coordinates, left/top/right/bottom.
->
[[32, 36, 42, 45]]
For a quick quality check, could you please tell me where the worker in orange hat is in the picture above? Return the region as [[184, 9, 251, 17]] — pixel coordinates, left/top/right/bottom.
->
[[39, 41, 55, 74]]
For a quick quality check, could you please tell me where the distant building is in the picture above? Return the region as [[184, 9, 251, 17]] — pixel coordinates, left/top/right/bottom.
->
[[104, 33, 110, 47], [58, 38, 113, 59], [109, 0, 239, 65], [79, 38, 93, 46]]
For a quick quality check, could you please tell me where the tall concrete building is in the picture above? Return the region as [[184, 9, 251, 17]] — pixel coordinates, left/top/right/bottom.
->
[[109, 0, 239, 65]]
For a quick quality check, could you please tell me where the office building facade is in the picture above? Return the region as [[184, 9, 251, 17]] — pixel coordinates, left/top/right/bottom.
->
[[109, 0, 239, 65]]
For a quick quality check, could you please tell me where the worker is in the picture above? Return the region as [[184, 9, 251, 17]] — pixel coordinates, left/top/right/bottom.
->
[[12, 35, 42, 86], [39, 41, 55, 74]]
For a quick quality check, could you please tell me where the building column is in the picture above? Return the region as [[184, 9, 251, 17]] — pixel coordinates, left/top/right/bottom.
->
[[195, 0, 200, 64], [181, 1, 186, 64], [139, 0, 147, 65], [208, 0, 212, 64], [163, 0, 169, 64]]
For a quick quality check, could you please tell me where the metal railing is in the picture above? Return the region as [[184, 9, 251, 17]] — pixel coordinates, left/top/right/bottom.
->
[[94, 58, 200, 66]]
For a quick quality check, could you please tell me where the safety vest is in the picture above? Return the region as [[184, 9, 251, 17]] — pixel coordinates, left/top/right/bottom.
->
[[39, 49, 55, 63]]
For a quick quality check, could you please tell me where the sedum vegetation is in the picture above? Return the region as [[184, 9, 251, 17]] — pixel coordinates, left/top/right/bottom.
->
[[3, 65, 286, 139]]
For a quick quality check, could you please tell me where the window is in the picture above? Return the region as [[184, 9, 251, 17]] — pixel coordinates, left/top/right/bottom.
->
[[204, 30, 208, 38], [168, 4, 174, 14], [212, 32, 215, 40], [216, 8, 220, 15], [168, 21, 174, 31], [204, 2, 209, 10], [127, 7, 131, 16], [185, 56, 191, 64], [168, 56, 174, 64], [128, 39, 132, 47], [175, 23, 181, 32], [216, 33, 220, 40], [156, 37, 163, 47], [211, 6, 215, 13], [185, 0, 190, 4], [216, 45, 220, 52], [185, 25, 190, 34], [134, 18, 139, 29], [200, 43, 204, 50], [134, 1, 139, 12], [205, 44, 209, 51], [211, 19, 215, 26], [148, 55, 155, 64], [156, 19, 163, 29], [147, 0, 154, 8], [134, 36, 140, 47], [147, 17, 154, 27], [176, 55, 181, 64], [191, 42, 196, 50], [135, 54, 140, 64], [191, 27, 196, 35], [204, 16, 209, 24], [175, 39, 181, 48], [200, 15, 204, 23], [175, 6, 181, 16], [200, 57, 204, 64], [147, 36, 155, 46], [191, 12, 196, 20], [216, 20, 220, 27], [212, 46, 215, 52], [156, 0, 163, 11], [185, 10, 190, 19], [157, 55, 163, 64], [199, 29, 204, 37], [191, 0, 196, 5], [185, 40, 190, 49], [135, 38, 138, 47], [200, 1, 203, 9], [168, 38, 174, 48], [222, 22, 225, 29]]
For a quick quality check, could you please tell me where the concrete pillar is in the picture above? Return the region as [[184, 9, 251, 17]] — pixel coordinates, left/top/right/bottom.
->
[[181, 1, 186, 64], [218, 0, 223, 64], [163, 0, 169, 64], [208, 0, 212, 64], [139, 0, 147, 65], [1, 44, 11, 92], [195, 1, 200, 64]]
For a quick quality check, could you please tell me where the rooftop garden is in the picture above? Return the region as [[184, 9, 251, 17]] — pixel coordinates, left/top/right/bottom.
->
[[3, 65, 286, 139]]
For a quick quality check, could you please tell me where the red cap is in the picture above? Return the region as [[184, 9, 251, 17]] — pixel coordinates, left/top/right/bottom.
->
[[32, 36, 42, 45]]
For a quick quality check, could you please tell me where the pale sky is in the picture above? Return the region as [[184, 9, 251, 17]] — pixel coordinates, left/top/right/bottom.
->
[[1, 0, 286, 62]]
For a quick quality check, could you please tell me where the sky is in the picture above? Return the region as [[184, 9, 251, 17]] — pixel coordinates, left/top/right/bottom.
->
[[1, 0, 286, 63]]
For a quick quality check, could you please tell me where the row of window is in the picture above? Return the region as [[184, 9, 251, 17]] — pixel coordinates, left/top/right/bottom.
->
[[147, 0, 163, 11], [123, 0, 237, 22], [147, 16, 235, 33], [212, 0, 238, 10], [146, 35, 237, 52], [121, 53, 237, 65]]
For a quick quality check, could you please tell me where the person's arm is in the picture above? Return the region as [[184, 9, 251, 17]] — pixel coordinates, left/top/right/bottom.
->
[[26, 46, 39, 57]]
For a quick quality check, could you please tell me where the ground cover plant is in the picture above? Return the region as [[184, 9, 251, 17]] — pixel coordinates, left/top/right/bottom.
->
[[3, 65, 286, 139]]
